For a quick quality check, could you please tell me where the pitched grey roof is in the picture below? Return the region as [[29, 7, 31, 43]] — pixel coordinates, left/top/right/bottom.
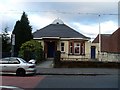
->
[[33, 24, 90, 39]]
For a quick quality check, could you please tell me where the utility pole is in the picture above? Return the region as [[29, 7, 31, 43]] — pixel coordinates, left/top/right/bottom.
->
[[0, 34, 2, 58], [98, 15, 101, 61]]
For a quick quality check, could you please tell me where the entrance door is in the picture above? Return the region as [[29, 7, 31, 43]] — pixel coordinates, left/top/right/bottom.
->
[[91, 46, 96, 59], [47, 42, 55, 58]]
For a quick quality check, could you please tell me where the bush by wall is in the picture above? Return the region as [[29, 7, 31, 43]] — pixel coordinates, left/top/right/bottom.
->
[[19, 40, 44, 63], [54, 60, 120, 68], [53, 51, 61, 67]]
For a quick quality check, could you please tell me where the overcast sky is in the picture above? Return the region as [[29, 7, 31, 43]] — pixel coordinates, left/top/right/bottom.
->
[[0, 0, 119, 40]]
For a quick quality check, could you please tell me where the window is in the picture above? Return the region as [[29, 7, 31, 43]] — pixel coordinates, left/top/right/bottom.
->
[[0, 58, 9, 64], [9, 58, 20, 64], [56, 22, 59, 24], [61, 42, 64, 52], [69, 42, 84, 55], [74, 43, 80, 54]]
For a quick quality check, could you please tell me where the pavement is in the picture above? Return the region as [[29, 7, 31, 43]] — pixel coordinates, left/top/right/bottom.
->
[[36, 60, 119, 75], [1, 75, 45, 89], [37, 60, 53, 68]]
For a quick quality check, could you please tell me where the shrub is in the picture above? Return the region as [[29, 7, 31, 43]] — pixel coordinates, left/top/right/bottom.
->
[[19, 40, 44, 63], [53, 51, 61, 67]]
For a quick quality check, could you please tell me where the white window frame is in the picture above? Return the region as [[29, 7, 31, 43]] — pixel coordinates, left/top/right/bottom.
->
[[61, 42, 65, 52], [74, 43, 80, 54]]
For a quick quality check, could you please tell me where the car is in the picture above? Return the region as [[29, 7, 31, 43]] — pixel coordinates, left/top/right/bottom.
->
[[0, 57, 36, 76], [29, 59, 36, 64]]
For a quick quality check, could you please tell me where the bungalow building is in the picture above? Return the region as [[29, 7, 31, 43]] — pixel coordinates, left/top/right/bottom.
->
[[33, 18, 93, 61], [92, 28, 120, 62]]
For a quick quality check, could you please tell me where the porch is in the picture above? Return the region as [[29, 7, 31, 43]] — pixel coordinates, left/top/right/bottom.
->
[[43, 38, 59, 59]]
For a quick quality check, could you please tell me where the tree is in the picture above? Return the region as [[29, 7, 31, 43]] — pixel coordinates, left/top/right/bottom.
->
[[12, 12, 33, 56], [19, 40, 44, 63], [2, 27, 11, 57]]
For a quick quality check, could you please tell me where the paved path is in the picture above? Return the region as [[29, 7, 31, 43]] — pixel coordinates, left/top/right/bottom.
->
[[37, 60, 53, 68], [36, 67, 119, 75]]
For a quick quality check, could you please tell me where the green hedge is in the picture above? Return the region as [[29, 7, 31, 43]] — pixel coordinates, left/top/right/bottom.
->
[[53, 51, 61, 67], [54, 60, 120, 68], [19, 40, 44, 63]]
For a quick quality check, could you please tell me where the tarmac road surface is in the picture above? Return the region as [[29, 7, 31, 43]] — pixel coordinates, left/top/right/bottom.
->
[[35, 74, 119, 89]]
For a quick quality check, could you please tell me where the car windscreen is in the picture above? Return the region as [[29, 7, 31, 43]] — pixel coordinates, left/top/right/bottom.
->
[[19, 58, 27, 63]]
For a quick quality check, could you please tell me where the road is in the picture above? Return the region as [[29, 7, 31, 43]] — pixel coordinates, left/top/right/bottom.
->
[[1, 68, 119, 90], [1, 74, 119, 89], [35, 74, 118, 89]]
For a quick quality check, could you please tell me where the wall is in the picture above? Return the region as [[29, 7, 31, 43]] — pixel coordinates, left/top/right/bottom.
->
[[101, 52, 120, 62], [60, 40, 69, 58], [85, 41, 91, 59]]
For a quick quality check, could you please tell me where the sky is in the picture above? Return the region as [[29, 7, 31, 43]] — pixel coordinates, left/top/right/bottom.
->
[[0, 0, 119, 40]]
